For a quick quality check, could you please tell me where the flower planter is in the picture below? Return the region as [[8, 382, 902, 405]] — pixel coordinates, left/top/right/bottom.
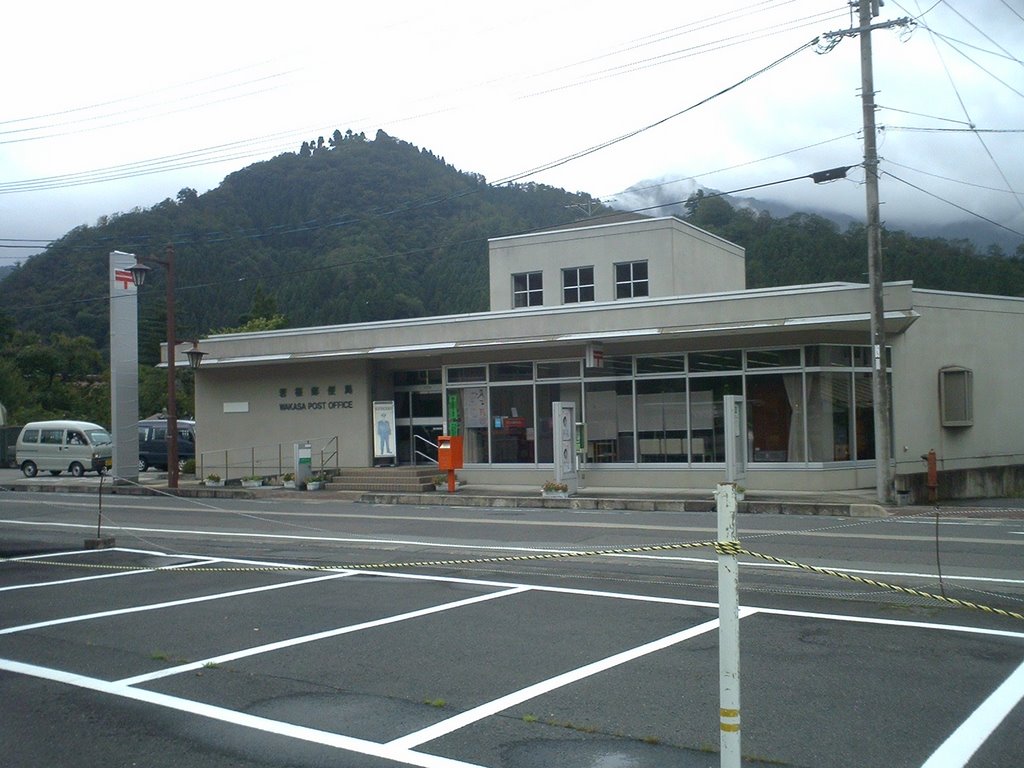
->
[[205, 479, 224, 488], [542, 490, 569, 499], [306, 481, 323, 491], [241, 479, 262, 488], [283, 480, 296, 489]]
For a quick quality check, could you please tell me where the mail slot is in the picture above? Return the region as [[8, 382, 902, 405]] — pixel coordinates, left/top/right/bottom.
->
[[437, 435, 463, 471]]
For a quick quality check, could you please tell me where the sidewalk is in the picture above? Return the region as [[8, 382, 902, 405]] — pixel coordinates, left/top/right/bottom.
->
[[0, 469, 889, 517], [3, 469, 1020, 519]]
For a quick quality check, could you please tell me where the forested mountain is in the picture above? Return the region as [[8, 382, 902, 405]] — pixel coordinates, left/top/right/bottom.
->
[[2, 129, 1023, 366], [0, 130, 608, 360]]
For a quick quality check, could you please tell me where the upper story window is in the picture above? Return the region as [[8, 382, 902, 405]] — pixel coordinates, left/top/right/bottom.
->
[[562, 266, 595, 303], [512, 271, 543, 307], [615, 260, 649, 299]]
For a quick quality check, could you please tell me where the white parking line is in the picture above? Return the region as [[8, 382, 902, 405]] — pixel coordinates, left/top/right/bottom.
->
[[0, 658, 487, 768], [920, 658, 1024, 768], [118, 586, 530, 686], [387, 608, 759, 751], [0, 570, 356, 635]]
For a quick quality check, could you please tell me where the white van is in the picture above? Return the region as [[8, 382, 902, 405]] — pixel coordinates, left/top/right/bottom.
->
[[16, 420, 113, 478]]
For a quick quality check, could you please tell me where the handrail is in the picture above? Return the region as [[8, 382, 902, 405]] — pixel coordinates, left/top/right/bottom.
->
[[413, 433, 439, 466], [198, 434, 340, 481]]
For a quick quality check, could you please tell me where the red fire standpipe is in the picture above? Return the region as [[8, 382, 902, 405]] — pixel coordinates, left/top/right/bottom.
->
[[925, 449, 938, 503]]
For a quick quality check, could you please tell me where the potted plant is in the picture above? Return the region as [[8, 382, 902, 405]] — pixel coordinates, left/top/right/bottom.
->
[[541, 480, 570, 498], [242, 475, 263, 488], [205, 473, 224, 487], [306, 472, 325, 491], [282, 472, 296, 489], [434, 473, 463, 491]]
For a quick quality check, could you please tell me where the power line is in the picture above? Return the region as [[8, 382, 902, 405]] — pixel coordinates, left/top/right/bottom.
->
[[0, 5, 835, 196], [2, 37, 821, 261], [883, 172, 1024, 239], [0, 167, 855, 317]]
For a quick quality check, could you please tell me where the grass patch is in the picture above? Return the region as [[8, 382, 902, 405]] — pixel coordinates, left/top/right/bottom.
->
[[424, 698, 446, 709]]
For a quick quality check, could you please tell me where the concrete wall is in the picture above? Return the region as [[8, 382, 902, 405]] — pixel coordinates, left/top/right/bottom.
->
[[488, 217, 745, 311], [892, 289, 1024, 492], [194, 359, 372, 479]]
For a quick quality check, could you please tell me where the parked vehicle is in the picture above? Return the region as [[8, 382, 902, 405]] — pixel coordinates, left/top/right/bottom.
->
[[137, 418, 196, 472], [16, 420, 112, 477]]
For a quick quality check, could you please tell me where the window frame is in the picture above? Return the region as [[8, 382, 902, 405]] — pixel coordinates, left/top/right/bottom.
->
[[939, 366, 973, 427], [614, 260, 649, 299], [562, 265, 595, 304], [511, 271, 543, 308]]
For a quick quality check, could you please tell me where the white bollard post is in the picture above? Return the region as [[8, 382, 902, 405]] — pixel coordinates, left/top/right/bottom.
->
[[716, 482, 741, 768]]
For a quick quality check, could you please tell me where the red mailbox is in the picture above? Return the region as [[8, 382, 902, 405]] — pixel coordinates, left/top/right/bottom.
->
[[437, 435, 463, 493], [437, 435, 464, 471]]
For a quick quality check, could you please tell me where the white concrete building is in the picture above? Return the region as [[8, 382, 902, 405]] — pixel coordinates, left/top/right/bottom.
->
[[186, 216, 1024, 500]]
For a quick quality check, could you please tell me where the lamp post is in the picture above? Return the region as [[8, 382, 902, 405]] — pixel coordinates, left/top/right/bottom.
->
[[129, 244, 204, 489]]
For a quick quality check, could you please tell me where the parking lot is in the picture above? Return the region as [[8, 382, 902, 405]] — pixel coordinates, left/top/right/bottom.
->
[[2, 490, 1023, 767]]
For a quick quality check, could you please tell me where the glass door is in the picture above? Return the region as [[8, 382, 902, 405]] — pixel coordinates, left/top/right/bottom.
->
[[394, 390, 444, 465]]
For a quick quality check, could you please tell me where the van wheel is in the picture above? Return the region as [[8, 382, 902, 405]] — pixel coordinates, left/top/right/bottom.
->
[[21, 461, 38, 478], [69, 462, 85, 478], [138, 458, 149, 472]]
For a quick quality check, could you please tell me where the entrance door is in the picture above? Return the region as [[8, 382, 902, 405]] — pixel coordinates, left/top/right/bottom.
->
[[395, 390, 444, 465]]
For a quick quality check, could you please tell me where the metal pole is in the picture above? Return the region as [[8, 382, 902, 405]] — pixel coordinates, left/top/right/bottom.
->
[[716, 482, 741, 768], [165, 244, 179, 489], [859, 0, 894, 504]]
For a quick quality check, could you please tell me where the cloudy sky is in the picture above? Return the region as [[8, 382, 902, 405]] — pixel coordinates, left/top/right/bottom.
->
[[1, 0, 1021, 265]]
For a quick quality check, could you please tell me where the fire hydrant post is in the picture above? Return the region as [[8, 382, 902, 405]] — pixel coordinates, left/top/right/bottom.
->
[[924, 449, 938, 502]]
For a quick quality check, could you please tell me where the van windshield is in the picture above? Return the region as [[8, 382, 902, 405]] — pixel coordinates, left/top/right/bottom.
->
[[86, 428, 112, 445]]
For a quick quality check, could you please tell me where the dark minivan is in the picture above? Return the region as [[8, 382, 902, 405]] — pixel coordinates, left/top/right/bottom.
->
[[138, 418, 196, 472]]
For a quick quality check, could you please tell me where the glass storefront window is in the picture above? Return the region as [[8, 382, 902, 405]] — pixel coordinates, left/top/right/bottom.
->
[[490, 362, 533, 382], [447, 387, 489, 463], [746, 349, 801, 369], [806, 371, 852, 461], [855, 372, 876, 460], [805, 345, 852, 368], [537, 360, 581, 379], [746, 373, 803, 462], [536, 383, 582, 463], [584, 380, 634, 462], [853, 346, 891, 368], [447, 366, 486, 384], [636, 378, 687, 462], [490, 385, 535, 463], [636, 355, 687, 375], [393, 369, 442, 386], [690, 350, 742, 372], [584, 355, 633, 377], [689, 375, 741, 462]]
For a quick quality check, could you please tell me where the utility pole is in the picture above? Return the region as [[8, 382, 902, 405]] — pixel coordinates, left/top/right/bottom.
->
[[824, 2, 911, 504], [860, 0, 893, 504]]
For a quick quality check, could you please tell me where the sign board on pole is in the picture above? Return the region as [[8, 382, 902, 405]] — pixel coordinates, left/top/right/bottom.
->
[[373, 400, 397, 464], [109, 251, 140, 483], [552, 401, 578, 494], [723, 395, 746, 484]]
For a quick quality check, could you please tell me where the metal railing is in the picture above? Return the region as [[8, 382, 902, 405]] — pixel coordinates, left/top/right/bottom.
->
[[414, 433, 439, 466], [198, 435, 340, 481]]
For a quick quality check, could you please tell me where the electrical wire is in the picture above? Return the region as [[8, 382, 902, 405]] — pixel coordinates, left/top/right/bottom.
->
[[884, 171, 1024, 238]]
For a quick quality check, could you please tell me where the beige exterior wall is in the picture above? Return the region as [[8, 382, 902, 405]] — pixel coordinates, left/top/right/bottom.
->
[[194, 360, 372, 478], [488, 217, 745, 311], [891, 290, 1024, 481]]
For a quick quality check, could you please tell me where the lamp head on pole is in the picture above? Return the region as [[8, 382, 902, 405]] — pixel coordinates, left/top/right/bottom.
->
[[185, 340, 206, 370], [128, 261, 151, 287]]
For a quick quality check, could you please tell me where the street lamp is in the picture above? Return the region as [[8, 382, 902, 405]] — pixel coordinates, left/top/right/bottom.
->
[[129, 244, 204, 489]]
